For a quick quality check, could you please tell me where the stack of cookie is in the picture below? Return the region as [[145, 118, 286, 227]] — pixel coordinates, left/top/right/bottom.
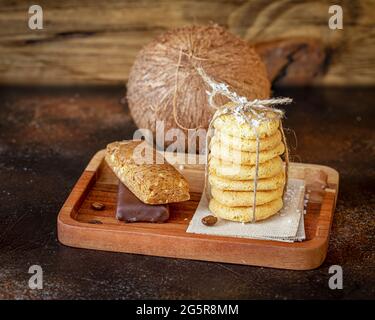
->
[[208, 111, 286, 222]]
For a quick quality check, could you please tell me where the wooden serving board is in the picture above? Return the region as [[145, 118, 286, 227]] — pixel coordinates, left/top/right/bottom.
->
[[58, 150, 339, 270]]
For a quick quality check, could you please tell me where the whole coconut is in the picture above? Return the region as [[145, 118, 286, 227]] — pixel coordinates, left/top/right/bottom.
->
[[127, 25, 270, 149]]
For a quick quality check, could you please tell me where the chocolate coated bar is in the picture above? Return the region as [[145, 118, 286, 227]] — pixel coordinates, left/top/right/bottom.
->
[[116, 182, 169, 223]]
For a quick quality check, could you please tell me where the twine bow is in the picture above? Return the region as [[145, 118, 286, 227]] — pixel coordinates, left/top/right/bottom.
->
[[197, 67, 292, 223]]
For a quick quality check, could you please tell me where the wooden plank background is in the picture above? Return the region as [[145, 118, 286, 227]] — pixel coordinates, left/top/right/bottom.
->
[[0, 0, 374, 86]]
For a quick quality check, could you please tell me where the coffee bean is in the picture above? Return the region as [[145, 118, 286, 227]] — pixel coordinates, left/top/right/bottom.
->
[[201, 215, 217, 226], [91, 202, 105, 210]]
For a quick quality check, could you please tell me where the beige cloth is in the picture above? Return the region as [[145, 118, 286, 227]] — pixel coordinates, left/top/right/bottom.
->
[[187, 178, 305, 243]]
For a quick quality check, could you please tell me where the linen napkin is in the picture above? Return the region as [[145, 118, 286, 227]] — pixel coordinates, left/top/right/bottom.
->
[[187, 178, 305, 242]]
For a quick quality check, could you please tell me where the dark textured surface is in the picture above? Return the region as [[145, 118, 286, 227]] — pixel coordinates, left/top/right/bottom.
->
[[0, 85, 374, 299]]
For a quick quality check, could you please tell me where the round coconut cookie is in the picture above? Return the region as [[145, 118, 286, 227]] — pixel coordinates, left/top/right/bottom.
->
[[210, 141, 285, 165], [209, 198, 283, 222], [211, 186, 283, 207], [208, 170, 285, 191], [212, 129, 282, 152], [209, 156, 284, 180], [213, 111, 280, 139]]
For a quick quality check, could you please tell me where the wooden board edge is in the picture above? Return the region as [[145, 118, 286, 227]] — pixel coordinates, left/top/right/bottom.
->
[[85, 149, 106, 172], [57, 169, 98, 241], [57, 219, 329, 270], [57, 189, 334, 270]]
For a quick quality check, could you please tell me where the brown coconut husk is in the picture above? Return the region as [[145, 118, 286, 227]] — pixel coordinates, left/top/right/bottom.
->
[[127, 24, 270, 151]]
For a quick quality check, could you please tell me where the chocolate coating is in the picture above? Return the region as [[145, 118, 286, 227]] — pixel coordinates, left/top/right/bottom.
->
[[116, 183, 169, 223]]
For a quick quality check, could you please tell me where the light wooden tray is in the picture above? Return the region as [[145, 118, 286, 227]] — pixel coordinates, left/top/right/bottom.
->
[[57, 150, 339, 270]]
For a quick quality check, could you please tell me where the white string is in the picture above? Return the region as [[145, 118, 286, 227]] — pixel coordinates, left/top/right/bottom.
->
[[198, 67, 292, 223]]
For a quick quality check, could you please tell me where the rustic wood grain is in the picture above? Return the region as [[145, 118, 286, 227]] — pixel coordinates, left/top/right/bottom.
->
[[0, 0, 373, 85], [255, 38, 327, 86], [57, 150, 339, 270]]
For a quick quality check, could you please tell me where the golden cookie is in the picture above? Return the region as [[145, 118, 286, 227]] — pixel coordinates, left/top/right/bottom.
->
[[211, 186, 283, 206], [208, 170, 285, 191], [213, 112, 280, 139], [209, 198, 283, 222], [209, 156, 283, 180], [210, 141, 285, 165], [212, 129, 282, 152]]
